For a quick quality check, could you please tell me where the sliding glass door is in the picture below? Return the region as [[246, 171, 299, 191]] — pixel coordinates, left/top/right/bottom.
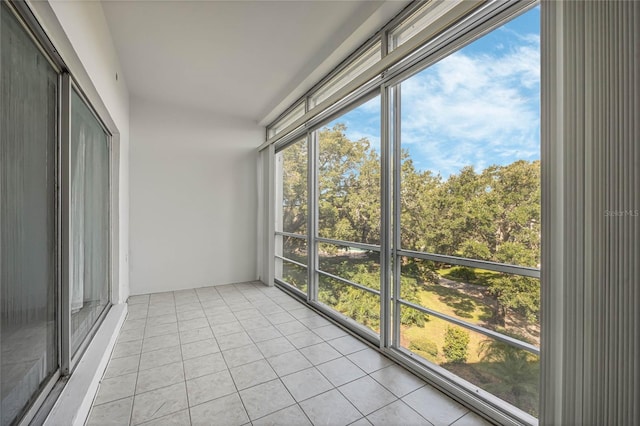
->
[[1, 2, 59, 424], [70, 89, 111, 356], [1, 3, 113, 423]]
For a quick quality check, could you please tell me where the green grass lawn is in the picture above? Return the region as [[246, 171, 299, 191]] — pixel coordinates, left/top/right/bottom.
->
[[437, 266, 501, 286], [418, 283, 493, 323], [402, 317, 539, 417], [402, 281, 539, 417], [400, 272, 496, 365], [402, 319, 487, 364], [299, 254, 538, 416], [301, 253, 539, 417]]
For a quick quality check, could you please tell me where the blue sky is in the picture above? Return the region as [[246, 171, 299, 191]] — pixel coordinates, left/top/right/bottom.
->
[[326, 6, 540, 178]]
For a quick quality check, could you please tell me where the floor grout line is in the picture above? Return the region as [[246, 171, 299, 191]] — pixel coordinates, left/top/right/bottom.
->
[[127, 298, 149, 426]]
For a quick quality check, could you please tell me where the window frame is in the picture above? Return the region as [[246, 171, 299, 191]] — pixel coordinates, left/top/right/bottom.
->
[[65, 78, 114, 371], [267, 1, 542, 424], [1, 2, 63, 424], [274, 137, 310, 296], [2, 1, 118, 423]]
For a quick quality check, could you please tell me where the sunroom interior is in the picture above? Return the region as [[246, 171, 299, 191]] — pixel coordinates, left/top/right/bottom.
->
[[1, 1, 638, 426]]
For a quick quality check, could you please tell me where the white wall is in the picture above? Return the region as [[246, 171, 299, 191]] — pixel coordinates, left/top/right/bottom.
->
[[130, 98, 262, 295], [29, 0, 130, 302]]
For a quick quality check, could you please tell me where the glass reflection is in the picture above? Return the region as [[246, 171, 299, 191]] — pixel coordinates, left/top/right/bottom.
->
[[70, 90, 111, 355], [1, 3, 58, 424]]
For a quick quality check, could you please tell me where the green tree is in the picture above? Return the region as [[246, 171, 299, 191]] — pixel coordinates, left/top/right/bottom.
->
[[399, 154, 443, 253], [487, 275, 540, 325], [279, 140, 308, 255], [285, 122, 541, 343], [400, 160, 541, 328], [443, 326, 470, 363], [317, 124, 380, 244], [280, 139, 308, 236], [325, 258, 428, 329], [478, 331, 539, 416], [490, 160, 541, 269]]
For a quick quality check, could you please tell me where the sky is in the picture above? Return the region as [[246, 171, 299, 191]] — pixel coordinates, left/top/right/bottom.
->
[[326, 6, 540, 178]]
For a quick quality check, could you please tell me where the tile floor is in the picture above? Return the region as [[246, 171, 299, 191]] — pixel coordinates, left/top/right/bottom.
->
[[87, 281, 491, 426]]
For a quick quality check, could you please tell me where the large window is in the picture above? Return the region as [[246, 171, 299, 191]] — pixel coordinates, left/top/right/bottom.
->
[[274, 138, 308, 293], [317, 97, 381, 245], [394, 8, 540, 416], [1, 3, 113, 424], [268, 1, 540, 423], [1, 3, 59, 423], [315, 96, 382, 336]]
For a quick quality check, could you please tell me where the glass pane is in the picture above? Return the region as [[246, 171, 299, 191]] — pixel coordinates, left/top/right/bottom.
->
[[318, 96, 381, 245], [70, 90, 111, 355], [275, 258, 307, 293], [318, 243, 380, 291], [317, 242, 379, 335], [1, 3, 58, 424], [400, 305, 539, 417], [269, 102, 305, 138], [318, 275, 379, 335], [275, 139, 307, 236], [395, 8, 541, 419], [400, 257, 539, 347], [398, 9, 540, 269], [276, 235, 307, 265], [310, 42, 381, 108]]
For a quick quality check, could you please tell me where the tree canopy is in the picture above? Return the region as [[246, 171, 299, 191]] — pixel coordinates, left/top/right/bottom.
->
[[279, 122, 540, 329]]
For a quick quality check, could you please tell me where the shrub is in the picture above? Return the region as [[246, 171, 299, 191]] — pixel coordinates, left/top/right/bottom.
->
[[409, 337, 438, 357], [443, 326, 470, 363], [447, 266, 477, 282]]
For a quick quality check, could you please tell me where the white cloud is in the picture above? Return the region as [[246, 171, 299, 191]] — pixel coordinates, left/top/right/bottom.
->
[[327, 96, 382, 151], [399, 30, 540, 177]]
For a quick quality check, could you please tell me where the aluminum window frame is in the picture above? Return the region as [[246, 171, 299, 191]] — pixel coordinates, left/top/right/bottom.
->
[[67, 79, 114, 370], [261, 0, 484, 150], [274, 231, 308, 240], [384, 0, 539, 92], [4, 1, 118, 423], [268, 101, 306, 139], [308, 40, 383, 109], [274, 137, 310, 296], [2, 4, 65, 423], [305, 34, 383, 105], [310, 91, 384, 343], [267, 1, 542, 424], [386, 4, 541, 422], [274, 277, 307, 299], [388, 0, 474, 52]]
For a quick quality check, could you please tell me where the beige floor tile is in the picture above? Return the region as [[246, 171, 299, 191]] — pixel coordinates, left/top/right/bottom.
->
[[87, 397, 133, 426], [338, 376, 397, 415], [131, 382, 188, 425], [186, 370, 236, 406], [299, 389, 361, 426], [190, 393, 248, 426], [136, 361, 185, 394], [239, 379, 295, 420]]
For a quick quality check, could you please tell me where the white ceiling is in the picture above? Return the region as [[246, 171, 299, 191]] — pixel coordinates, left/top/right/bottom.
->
[[101, 0, 409, 124]]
